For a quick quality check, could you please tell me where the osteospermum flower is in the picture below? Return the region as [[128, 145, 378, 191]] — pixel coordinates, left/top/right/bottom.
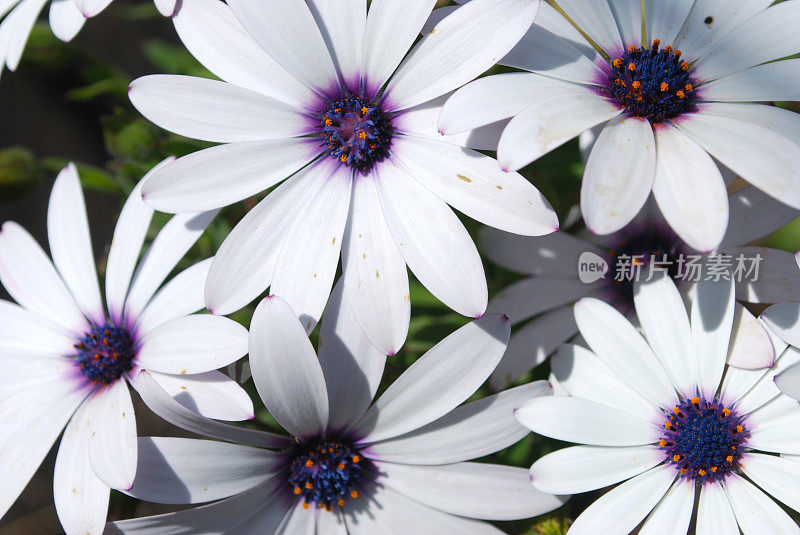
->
[[128, 0, 557, 355], [0, 0, 177, 81], [106, 283, 565, 533], [0, 163, 252, 535], [516, 275, 800, 534], [483, 187, 798, 389], [439, 0, 800, 251]]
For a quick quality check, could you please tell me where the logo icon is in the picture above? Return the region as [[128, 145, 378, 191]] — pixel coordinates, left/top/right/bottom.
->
[[578, 252, 609, 284]]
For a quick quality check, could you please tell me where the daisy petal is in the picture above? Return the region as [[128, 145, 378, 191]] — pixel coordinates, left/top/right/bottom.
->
[[733, 347, 800, 415], [124, 210, 218, 321], [0, 0, 47, 71], [489, 277, 595, 326], [555, 0, 623, 53], [250, 296, 329, 439], [148, 370, 254, 421], [319, 280, 387, 432], [385, 0, 540, 111], [531, 445, 664, 495], [153, 0, 177, 16], [275, 501, 319, 535], [702, 59, 800, 102], [49, 0, 85, 42], [692, 277, 736, 398], [127, 437, 282, 504], [355, 314, 509, 443], [515, 396, 659, 446], [700, 102, 800, 152], [582, 116, 657, 235], [727, 304, 775, 370], [128, 75, 312, 143], [731, 247, 800, 304], [721, 186, 799, 249], [677, 0, 774, 60], [652, 125, 728, 252], [74, 0, 112, 17], [0, 221, 86, 334], [762, 303, 800, 348], [375, 158, 487, 317], [226, 0, 338, 94], [724, 473, 800, 535], [645, 0, 693, 45], [497, 88, 621, 172], [137, 315, 249, 375], [574, 298, 677, 408], [366, 382, 550, 465], [87, 381, 137, 490], [140, 139, 319, 213], [696, 481, 739, 535], [393, 135, 558, 235], [741, 453, 800, 513], [307, 0, 365, 86], [53, 401, 109, 535], [639, 479, 695, 535], [0, 299, 75, 354], [567, 466, 676, 535], [381, 462, 566, 521], [776, 363, 800, 401], [342, 176, 410, 355], [608, 0, 643, 47], [269, 160, 352, 333]]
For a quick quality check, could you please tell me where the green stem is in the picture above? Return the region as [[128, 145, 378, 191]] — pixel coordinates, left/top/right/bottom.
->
[[546, 0, 610, 61], [641, 0, 648, 44]]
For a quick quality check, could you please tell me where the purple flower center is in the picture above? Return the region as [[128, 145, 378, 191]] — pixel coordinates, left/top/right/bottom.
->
[[73, 322, 135, 385], [602, 40, 698, 123], [287, 439, 368, 511], [318, 91, 394, 174], [660, 397, 748, 483]]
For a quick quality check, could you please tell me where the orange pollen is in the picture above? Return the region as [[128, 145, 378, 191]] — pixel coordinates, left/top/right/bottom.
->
[[350, 490, 359, 498], [358, 132, 367, 139], [338, 463, 346, 470], [722, 408, 731, 417], [628, 62, 637, 72], [665, 45, 673, 53], [652, 39, 661, 47], [660, 82, 669, 92], [613, 58, 623, 68], [632, 81, 642, 90], [628, 44, 636, 53], [352, 456, 360, 464], [726, 455, 734, 463], [736, 425, 743, 433], [659, 439, 667, 447], [673, 455, 681, 462], [337, 500, 346, 507], [711, 466, 718, 473], [685, 83, 693, 91], [303, 503, 309, 510], [305, 460, 314, 468], [305, 482, 314, 490], [294, 487, 302, 495], [691, 397, 700, 405], [681, 62, 689, 70], [698, 469, 706, 476], [673, 407, 681, 416]]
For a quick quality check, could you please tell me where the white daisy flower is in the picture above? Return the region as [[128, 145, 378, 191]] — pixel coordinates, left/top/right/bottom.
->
[[106, 282, 566, 534], [761, 260, 800, 402], [484, 187, 799, 390], [0, 162, 252, 535], [128, 0, 558, 355], [439, 0, 800, 252], [0, 0, 177, 81], [516, 274, 800, 534]]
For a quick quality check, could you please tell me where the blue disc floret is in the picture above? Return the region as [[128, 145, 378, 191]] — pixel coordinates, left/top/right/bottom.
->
[[659, 396, 748, 483], [73, 322, 136, 385]]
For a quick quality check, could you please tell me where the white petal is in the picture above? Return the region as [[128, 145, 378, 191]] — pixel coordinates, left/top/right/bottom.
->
[[105, 162, 163, 323], [341, 176, 409, 355], [582, 116, 657, 235], [762, 303, 800, 348], [135, 258, 211, 335], [53, 400, 110, 535], [639, 478, 695, 535], [721, 186, 799, 249], [204, 170, 311, 316], [137, 315, 249, 375], [724, 473, 800, 535], [375, 158, 487, 317], [699, 102, 800, 154], [128, 75, 311, 143], [740, 453, 800, 514], [731, 247, 800, 304], [226, 0, 338, 93], [172, 0, 318, 106], [392, 135, 558, 235], [497, 88, 621, 172], [124, 210, 217, 321], [140, 139, 319, 213], [366, 381, 550, 465], [274, 501, 317, 535], [74, 0, 112, 17], [131, 370, 288, 449], [676, 0, 774, 60], [551, 343, 663, 422], [48, 163, 104, 324], [696, 481, 740, 535], [554, 0, 623, 53], [126, 437, 281, 504], [574, 298, 677, 407], [702, 59, 800, 102], [355, 314, 509, 443], [645, 0, 692, 45], [490, 306, 578, 391], [49, 0, 85, 42], [633, 274, 695, 395], [381, 462, 566, 521], [0, 299, 75, 354], [86, 381, 137, 490], [385, 0, 540, 111], [531, 445, 664, 495], [319, 280, 387, 432], [307, 0, 365, 86], [652, 125, 728, 252], [692, 277, 736, 398], [727, 304, 775, 370], [675, 111, 800, 210], [148, 370, 254, 421], [515, 396, 659, 446], [0, 221, 87, 334], [567, 465, 676, 535], [249, 296, 329, 439], [1, 0, 47, 70], [733, 346, 800, 415], [776, 363, 800, 401], [153, 0, 176, 16], [489, 277, 596, 326], [269, 160, 351, 333], [226, 488, 295, 535], [361, 0, 437, 95], [608, 0, 642, 47]]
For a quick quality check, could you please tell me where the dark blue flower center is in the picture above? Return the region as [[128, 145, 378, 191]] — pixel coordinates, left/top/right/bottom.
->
[[603, 40, 698, 123], [660, 397, 747, 483], [287, 439, 368, 511], [73, 322, 135, 385], [318, 91, 393, 174]]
